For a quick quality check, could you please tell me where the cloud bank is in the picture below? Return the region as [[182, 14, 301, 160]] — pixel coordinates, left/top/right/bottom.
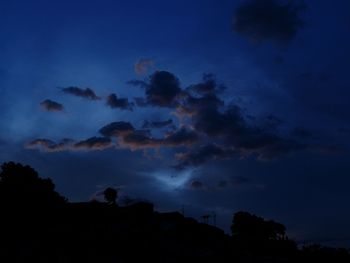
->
[[233, 0, 305, 44]]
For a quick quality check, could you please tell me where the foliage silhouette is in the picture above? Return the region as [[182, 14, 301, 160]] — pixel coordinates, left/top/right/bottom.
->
[[0, 162, 66, 208], [231, 211, 286, 240], [103, 187, 118, 205]]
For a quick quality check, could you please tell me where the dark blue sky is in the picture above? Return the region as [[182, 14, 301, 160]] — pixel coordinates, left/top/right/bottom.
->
[[1, 0, 350, 246]]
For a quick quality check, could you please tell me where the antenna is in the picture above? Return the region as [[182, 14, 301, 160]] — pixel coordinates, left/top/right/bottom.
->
[[211, 211, 217, 226], [202, 214, 211, 224]]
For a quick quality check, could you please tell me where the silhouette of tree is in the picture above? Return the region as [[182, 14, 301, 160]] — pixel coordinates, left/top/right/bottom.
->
[[103, 187, 118, 205], [0, 162, 66, 208], [231, 211, 286, 240]]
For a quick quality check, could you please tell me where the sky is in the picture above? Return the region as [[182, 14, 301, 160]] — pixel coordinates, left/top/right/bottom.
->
[[1, 0, 350, 246]]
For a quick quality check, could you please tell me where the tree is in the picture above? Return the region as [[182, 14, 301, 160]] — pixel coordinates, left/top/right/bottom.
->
[[103, 187, 118, 206], [231, 211, 286, 240], [0, 162, 66, 208]]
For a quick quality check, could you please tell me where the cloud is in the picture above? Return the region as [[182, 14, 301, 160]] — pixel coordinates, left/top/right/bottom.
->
[[175, 84, 305, 165], [26, 137, 112, 152], [40, 99, 64, 112], [176, 92, 224, 118], [106, 93, 133, 111], [142, 119, 174, 129], [187, 73, 226, 95], [190, 180, 204, 190], [49, 72, 307, 164], [99, 122, 135, 137], [73, 137, 113, 150], [28, 71, 322, 168], [134, 58, 154, 75], [26, 138, 74, 152], [118, 127, 199, 150], [233, 0, 305, 44], [163, 127, 199, 147], [120, 130, 161, 150], [61, 86, 100, 100], [129, 71, 182, 107], [175, 144, 235, 169]]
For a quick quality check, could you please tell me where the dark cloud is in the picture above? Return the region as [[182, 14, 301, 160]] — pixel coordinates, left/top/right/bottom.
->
[[187, 73, 225, 95], [163, 127, 199, 147], [73, 137, 113, 150], [118, 127, 199, 150], [120, 130, 161, 150], [233, 0, 305, 44], [190, 180, 204, 190], [134, 58, 154, 75], [225, 127, 306, 161], [131, 72, 312, 166], [217, 176, 252, 189], [40, 99, 64, 112], [26, 138, 74, 152], [142, 119, 174, 129], [26, 137, 112, 152], [106, 93, 133, 111], [175, 88, 305, 167], [129, 71, 182, 107], [176, 92, 224, 118], [175, 144, 235, 169], [99, 122, 135, 137], [61, 86, 100, 100], [194, 106, 244, 137]]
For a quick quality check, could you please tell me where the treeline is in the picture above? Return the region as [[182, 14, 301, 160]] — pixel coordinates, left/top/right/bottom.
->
[[0, 162, 349, 262]]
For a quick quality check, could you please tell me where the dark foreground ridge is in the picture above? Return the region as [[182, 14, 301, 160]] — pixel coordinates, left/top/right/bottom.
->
[[0, 162, 349, 262]]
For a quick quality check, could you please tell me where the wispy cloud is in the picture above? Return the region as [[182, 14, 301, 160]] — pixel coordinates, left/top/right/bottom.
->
[[26, 137, 113, 152], [106, 93, 133, 111], [40, 99, 64, 112], [134, 58, 154, 75], [26, 138, 74, 152], [73, 137, 113, 150], [61, 86, 100, 100]]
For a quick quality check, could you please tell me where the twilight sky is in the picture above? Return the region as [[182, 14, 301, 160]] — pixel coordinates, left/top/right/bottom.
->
[[1, 0, 350, 245]]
